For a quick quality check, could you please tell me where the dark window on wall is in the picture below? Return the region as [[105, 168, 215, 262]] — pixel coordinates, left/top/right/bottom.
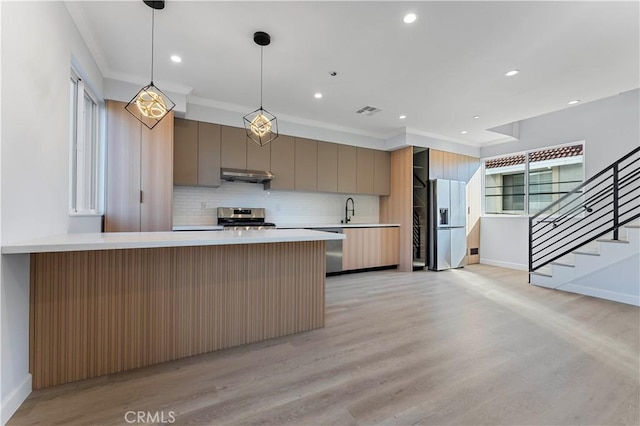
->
[[502, 173, 525, 211]]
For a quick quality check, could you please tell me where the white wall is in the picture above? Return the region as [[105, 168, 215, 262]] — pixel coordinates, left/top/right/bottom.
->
[[480, 216, 529, 270], [479, 90, 640, 271], [0, 2, 104, 423], [174, 183, 380, 226], [481, 89, 640, 179]]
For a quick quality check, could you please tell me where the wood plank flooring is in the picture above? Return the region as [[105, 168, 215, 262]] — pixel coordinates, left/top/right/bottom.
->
[[9, 265, 639, 425]]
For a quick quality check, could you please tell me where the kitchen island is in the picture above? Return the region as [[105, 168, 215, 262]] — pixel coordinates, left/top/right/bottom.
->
[[2, 230, 344, 389]]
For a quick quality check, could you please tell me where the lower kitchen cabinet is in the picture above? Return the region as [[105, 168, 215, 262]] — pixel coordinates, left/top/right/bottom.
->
[[342, 227, 400, 271]]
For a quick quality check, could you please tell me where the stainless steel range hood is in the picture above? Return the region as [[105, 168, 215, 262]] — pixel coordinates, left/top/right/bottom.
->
[[220, 168, 274, 183]]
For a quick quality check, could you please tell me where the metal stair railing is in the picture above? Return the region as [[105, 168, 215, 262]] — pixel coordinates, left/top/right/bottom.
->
[[529, 146, 640, 274]]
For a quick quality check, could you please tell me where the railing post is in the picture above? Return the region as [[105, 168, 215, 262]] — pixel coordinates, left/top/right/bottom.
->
[[528, 216, 533, 283], [613, 163, 619, 240]]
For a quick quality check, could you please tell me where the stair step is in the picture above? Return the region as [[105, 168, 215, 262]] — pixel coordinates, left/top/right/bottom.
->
[[572, 250, 600, 256], [596, 238, 629, 244], [530, 270, 552, 278], [551, 261, 575, 268]]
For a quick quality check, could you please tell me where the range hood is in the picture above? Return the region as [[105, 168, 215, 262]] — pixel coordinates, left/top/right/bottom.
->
[[220, 168, 274, 183]]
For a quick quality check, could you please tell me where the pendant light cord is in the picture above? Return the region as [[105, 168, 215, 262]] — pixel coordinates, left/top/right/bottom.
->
[[259, 46, 264, 109], [150, 8, 155, 84]]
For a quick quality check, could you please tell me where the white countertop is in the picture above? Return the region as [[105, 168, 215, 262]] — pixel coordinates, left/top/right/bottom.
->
[[276, 223, 401, 229], [173, 225, 224, 231], [1, 229, 346, 254], [172, 223, 401, 231]]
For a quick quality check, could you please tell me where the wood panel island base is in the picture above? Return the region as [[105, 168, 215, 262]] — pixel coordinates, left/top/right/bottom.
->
[[2, 230, 343, 389]]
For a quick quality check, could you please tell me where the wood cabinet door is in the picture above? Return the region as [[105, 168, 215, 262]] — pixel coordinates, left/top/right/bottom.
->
[[220, 126, 247, 169], [198, 122, 221, 187], [429, 149, 444, 180], [337, 145, 357, 193], [381, 227, 400, 265], [317, 141, 338, 193], [140, 111, 174, 232], [105, 100, 141, 232], [356, 148, 375, 194], [173, 118, 198, 186], [343, 227, 399, 270], [246, 138, 271, 171], [295, 137, 318, 191], [267, 135, 295, 190], [373, 150, 391, 195]]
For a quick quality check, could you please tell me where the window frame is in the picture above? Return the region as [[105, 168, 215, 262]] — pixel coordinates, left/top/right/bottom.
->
[[69, 67, 102, 216], [482, 141, 586, 217]]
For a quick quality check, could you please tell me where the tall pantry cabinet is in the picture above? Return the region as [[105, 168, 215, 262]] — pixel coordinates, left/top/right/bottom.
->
[[105, 100, 174, 232]]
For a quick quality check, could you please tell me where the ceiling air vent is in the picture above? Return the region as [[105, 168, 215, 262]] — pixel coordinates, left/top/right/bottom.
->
[[355, 105, 382, 116]]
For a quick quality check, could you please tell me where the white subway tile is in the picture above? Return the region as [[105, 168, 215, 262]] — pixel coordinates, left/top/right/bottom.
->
[[173, 182, 379, 226]]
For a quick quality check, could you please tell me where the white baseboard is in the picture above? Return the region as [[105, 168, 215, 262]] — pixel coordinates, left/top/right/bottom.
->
[[1, 374, 31, 425], [557, 283, 640, 307], [480, 258, 528, 271]]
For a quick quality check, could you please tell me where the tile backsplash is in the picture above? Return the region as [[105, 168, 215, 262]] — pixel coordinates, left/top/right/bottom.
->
[[173, 182, 380, 226]]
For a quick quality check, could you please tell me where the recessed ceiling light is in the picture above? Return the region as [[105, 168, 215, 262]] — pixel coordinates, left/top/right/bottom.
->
[[403, 13, 417, 24], [399, 115, 407, 120], [473, 115, 480, 119], [504, 69, 519, 77], [314, 93, 323, 99], [170, 55, 182, 63], [568, 100, 580, 105], [461, 131, 468, 135]]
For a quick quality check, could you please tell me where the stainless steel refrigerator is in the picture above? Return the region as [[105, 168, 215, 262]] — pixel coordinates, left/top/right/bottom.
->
[[428, 179, 467, 271]]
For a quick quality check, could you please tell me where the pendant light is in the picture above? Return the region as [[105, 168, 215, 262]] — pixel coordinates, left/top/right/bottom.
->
[[243, 31, 278, 146], [125, 0, 175, 130]]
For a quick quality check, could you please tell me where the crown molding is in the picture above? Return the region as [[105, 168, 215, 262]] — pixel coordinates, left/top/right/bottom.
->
[[64, 1, 109, 76]]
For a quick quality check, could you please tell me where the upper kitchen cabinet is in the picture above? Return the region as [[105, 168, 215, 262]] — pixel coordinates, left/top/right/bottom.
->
[[356, 147, 375, 194], [317, 141, 338, 193], [197, 122, 221, 187], [173, 119, 221, 187], [429, 149, 444, 180], [221, 125, 247, 169], [337, 145, 357, 193], [105, 100, 173, 232], [295, 137, 318, 192], [246, 138, 271, 172], [266, 135, 295, 190], [173, 119, 198, 186], [373, 150, 391, 195]]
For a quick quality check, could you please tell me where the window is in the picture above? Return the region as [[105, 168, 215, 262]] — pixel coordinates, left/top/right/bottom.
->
[[484, 143, 584, 215], [70, 69, 100, 214]]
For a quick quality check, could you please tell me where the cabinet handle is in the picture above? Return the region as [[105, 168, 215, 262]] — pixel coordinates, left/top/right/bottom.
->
[[140, 190, 143, 204]]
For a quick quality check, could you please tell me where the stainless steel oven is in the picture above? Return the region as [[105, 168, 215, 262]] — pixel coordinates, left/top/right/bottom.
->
[[217, 207, 276, 230]]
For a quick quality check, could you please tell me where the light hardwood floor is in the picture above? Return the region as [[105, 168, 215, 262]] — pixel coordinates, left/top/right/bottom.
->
[[9, 265, 640, 425]]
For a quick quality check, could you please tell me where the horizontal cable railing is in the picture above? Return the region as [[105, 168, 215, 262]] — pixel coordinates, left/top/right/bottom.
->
[[529, 147, 640, 273]]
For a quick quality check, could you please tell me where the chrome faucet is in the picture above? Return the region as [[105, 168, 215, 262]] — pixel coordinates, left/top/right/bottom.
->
[[344, 197, 355, 223]]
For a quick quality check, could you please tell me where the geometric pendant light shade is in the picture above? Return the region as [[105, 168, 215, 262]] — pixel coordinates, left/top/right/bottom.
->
[[125, 0, 175, 130], [243, 31, 278, 146]]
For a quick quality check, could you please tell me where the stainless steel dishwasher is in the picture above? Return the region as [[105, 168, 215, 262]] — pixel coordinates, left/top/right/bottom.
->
[[317, 228, 343, 273]]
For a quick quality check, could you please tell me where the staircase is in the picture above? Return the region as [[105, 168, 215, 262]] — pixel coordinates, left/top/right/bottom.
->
[[529, 147, 640, 306]]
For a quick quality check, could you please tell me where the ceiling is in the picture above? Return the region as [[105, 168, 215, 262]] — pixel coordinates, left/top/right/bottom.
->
[[69, 1, 639, 146]]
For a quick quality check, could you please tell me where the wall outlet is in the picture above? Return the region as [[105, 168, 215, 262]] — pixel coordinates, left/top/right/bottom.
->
[[201, 202, 206, 210]]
